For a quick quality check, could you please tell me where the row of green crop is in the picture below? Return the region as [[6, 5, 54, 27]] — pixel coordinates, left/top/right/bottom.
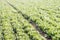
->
[[0, 1, 46, 40], [0, 1, 4, 40], [6, 0, 60, 40], [0, 14, 3, 40]]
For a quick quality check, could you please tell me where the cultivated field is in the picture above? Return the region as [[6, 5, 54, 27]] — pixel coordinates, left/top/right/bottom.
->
[[0, 0, 60, 40]]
